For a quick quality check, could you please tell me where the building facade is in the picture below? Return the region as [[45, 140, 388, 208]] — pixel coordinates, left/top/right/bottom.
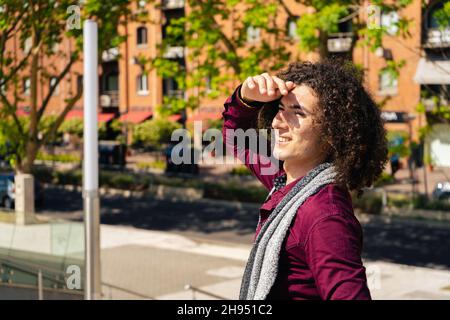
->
[[4, 0, 450, 165]]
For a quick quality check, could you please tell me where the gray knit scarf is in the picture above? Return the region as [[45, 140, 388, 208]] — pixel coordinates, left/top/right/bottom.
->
[[239, 162, 337, 300]]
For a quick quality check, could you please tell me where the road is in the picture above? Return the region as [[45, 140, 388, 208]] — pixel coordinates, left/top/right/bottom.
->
[[39, 185, 450, 270]]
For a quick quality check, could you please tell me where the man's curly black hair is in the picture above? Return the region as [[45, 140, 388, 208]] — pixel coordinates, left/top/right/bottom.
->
[[257, 60, 388, 196]]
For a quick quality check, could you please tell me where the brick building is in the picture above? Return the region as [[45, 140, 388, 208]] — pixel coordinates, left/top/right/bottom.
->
[[5, 0, 450, 166]]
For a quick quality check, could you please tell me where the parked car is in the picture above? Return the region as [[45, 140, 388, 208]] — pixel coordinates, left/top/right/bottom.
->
[[0, 173, 15, 209], [0, 173, 45, 210], [432, 181, 450, 201]]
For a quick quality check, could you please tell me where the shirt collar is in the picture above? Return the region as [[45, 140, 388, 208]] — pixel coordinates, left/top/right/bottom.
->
[[272, 174, 287, 191]]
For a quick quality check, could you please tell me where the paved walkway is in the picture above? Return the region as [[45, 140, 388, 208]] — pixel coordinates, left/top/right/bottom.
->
[[99, 224, 450, 300], [1, 221, 450, 299]]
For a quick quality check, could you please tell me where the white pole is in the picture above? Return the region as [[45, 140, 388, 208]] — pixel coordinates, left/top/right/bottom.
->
[[83, 19, 101, 300]]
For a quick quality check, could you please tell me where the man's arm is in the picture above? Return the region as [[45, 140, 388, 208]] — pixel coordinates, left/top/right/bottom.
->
[[305, 213, 372, 300], [222, 84, 280, 190]]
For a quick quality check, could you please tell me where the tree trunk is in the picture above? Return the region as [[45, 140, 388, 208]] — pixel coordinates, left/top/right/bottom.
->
[[318, 30, 330, 60]]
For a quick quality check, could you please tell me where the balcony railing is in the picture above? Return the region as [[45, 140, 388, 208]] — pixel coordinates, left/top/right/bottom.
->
[[424, 28, 450, 48], [100, 91, 119, 108], [327, 32, 353, 52], [165, 89, 184, 99], [162, 0, 185, 10], [102, 48, 119, 62]]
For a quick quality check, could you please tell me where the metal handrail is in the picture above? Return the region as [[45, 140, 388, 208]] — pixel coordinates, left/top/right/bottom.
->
[[101, 281, 155, 300], [0, 255, 67, 275], [0, 258, 67, 287], [184, 284, 228, 300], [0, 282, 84, 296]]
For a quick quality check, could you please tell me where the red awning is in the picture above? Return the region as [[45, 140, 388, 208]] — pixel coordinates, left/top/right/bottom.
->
[[65, 110, 115, 123], [65, 110, 84, 120], [98, 113, 115, 123], [118, 111, 153, 124], [168, 114, 182, 122], [16, 109, 29, 117], [188, 111, 222, 122]]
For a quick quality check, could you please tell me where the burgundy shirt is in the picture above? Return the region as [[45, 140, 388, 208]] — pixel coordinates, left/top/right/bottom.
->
[[222, 85, 371, 300]]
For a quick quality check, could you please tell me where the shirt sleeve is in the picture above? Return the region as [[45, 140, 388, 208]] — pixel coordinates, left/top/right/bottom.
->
[[222, 84, 281, 190], [304, 213, 372, 300]]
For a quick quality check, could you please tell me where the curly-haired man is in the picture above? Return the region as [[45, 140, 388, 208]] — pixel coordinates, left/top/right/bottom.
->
[[222, 60, 388, 300]]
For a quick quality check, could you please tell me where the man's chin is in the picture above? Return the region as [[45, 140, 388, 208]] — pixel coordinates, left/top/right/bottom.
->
[[273, 150, 285, 161]]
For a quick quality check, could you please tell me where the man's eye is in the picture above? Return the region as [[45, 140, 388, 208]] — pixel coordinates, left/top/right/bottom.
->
[[295, 111, 305, 116]]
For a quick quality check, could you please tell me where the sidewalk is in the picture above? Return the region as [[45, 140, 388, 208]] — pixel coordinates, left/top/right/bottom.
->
[[1, 220, 450, 299], [383, 166, 450, 197], [99, 224, 450, 300]]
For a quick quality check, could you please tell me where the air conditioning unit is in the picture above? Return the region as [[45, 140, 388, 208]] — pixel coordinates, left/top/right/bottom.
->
[[327, 37, 353, 52], [102, 47, 119, 62], [100, 95, 111, 107], [162, 0, 185, 9], [163, 46, 184, 59], [426, 28, 450, 47]]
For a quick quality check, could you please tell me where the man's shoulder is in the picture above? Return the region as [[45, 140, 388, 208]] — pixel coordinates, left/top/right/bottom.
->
[[297, 183, 355, 225]]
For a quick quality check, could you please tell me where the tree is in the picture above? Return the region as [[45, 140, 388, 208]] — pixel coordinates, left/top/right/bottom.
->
[[0, 0, 132, 174], [132, 117, 182, 149], [144, 0, 292, 116], [145, 0, 416, 119]]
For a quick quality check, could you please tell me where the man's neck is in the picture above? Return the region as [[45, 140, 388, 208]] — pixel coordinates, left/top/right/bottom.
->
[[283, 158, 324, 185]]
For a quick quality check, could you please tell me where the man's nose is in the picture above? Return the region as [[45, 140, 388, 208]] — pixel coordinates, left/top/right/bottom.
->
[[272, 110, 287, 129]]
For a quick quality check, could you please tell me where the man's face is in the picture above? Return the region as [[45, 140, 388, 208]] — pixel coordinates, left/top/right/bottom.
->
[[271, 84, 327, 166]]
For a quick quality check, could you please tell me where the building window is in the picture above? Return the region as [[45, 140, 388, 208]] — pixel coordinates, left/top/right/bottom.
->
[[23, 78, 31, 95], [246, 26, 260, 43], [137, 74, 149, 95], [137, 26, 148, 46], [24, 37, 32, 54], [381, 10, 399, 35], [50, 77, 59, 95], [205, 76, 212, 93], [287, 17, 300, 40], [105, 73, 119, 91], [379, 70, 398, 95], [76, 75, 83, 93], [422, 84, 450, 106]]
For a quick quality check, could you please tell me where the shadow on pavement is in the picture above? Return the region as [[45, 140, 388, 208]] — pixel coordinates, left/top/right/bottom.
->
[[40, 186, 450, 270]]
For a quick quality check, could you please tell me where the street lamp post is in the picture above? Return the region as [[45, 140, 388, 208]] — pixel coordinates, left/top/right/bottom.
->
[[83, 19, 101, 300]]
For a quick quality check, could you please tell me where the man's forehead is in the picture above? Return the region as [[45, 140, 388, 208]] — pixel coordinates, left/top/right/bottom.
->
[[281, 85, 315, 104]]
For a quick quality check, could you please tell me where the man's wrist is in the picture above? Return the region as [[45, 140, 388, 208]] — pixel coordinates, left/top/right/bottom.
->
[[237, 85, 264, 108]]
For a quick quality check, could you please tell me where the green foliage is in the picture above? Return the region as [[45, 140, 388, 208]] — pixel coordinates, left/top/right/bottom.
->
[[147, 0, 293, 111], [374, 172, 395, 187], [230, 166, 252, 176], [0, 116, 27, 167], [204, 181, 268, 203], [413, 194, 450, 211], [0, 0, 133, 173], [379, 59, 406, 86], [206, 118, 224, 131], [434, 1, 450, 29], [36, 152, 80, 163], [132, 118, 182, 148], [58, 118, 84, 137], [386, 130, 410, 157], [352, 193, 383, 215], [136, 160, 166, 170], [53, 169, 83, 186]]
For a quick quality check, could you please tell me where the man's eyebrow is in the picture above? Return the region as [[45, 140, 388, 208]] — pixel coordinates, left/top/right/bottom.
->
[[279, 101, 309, 112]]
